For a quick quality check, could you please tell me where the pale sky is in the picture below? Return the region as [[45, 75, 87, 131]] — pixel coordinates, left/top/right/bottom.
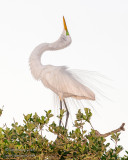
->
[[0, 0, 128, 155]]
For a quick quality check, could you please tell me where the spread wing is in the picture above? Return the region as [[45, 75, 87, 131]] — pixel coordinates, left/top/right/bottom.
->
[[40, 65, 95, 100]]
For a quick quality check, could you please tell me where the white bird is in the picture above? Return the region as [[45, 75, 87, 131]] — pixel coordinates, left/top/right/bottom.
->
[[29, 17, 95, 128]]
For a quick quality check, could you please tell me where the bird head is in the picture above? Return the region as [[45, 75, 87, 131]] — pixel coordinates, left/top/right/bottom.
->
[[49, 17, 72, 50], [60, 16, 72, 47]]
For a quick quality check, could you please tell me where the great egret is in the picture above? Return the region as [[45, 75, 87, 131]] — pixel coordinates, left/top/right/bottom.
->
[[29, 17, 95, 128]]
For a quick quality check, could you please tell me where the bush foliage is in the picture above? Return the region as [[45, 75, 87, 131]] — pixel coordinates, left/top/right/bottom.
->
[[0, 107, 128, 160]]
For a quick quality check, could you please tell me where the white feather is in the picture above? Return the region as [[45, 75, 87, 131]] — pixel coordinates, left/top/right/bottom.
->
[[29, 18, 99, 128]]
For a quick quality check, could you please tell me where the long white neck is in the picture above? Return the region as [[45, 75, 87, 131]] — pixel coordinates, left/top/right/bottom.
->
[[29, 43, 50, 80], [29, 40, 66, 80], [29, 30, 71, 80]]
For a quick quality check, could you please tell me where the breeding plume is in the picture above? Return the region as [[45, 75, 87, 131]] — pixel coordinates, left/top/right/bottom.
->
[[29, 17, 95, 128]]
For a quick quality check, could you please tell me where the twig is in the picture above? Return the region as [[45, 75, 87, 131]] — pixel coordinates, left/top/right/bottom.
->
[[89, 122, 94, 130], [94, 123, 125, 137]]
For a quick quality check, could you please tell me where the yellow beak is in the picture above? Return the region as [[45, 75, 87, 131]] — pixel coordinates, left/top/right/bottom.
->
[[63, 16, 68, 31]]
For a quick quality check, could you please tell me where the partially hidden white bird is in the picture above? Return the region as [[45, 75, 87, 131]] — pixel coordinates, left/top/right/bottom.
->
[[29, 17, 95, 128]]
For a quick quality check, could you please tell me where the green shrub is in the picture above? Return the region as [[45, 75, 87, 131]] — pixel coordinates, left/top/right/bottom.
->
[[0, 107, 127, 160]]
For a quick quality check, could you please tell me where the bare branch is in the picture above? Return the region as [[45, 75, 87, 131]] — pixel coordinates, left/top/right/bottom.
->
[[94, 123, 125, 137]]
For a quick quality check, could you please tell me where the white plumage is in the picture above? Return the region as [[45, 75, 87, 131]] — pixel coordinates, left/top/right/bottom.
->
[[29, 17, 95, 128]]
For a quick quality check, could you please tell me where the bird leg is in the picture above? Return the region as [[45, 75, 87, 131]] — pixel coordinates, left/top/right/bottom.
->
[[63, 99, 69, 129], [59, 100, 62, 126]]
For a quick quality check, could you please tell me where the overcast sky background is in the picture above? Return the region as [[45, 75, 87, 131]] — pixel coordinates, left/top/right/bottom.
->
[[0, 0, 128, 155]]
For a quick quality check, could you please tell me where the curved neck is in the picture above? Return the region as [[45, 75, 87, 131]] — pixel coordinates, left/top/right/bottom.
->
[[29, 43, 50, 80], [29, 33, 70, 80], [30, 43, 49, 60], [29, 41, 61, 80]]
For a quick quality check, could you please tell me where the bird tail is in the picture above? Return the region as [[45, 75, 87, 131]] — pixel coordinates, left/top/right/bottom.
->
[[53, 69, 115, 127]]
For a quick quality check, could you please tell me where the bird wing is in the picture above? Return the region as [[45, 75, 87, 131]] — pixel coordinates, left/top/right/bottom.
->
[[40, 65, 95, 100]]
